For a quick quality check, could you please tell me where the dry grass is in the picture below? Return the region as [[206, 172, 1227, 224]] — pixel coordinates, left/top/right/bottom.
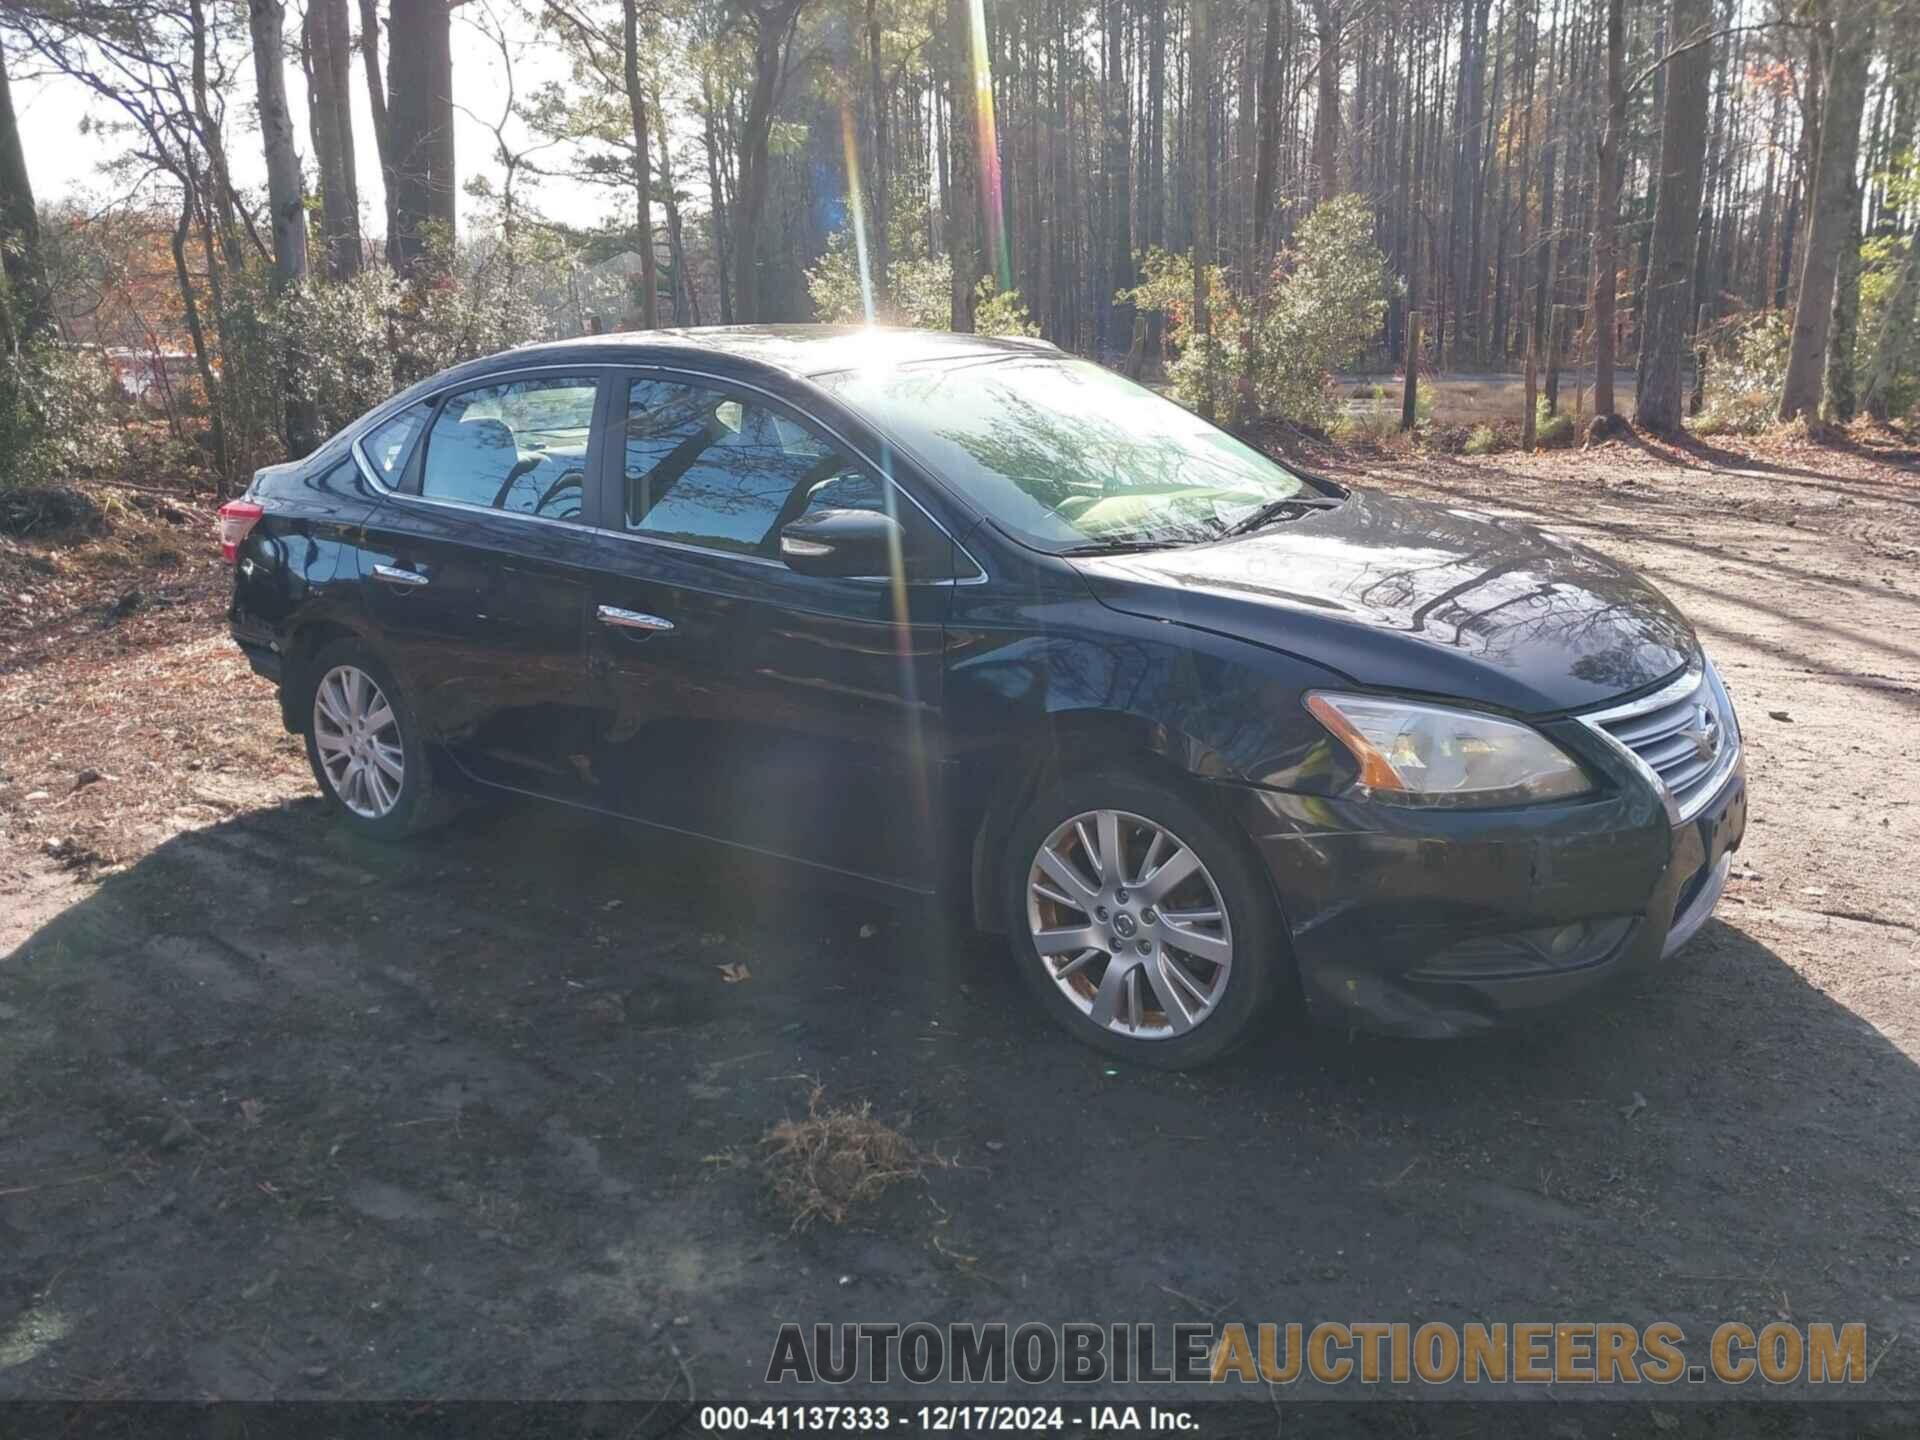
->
[[0, 481, 309, 880], [760, 1084, 940, 1231]]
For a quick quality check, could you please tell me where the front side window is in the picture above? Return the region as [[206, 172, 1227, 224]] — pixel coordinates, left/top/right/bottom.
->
[[359, 400, 433, 484], [621, 379, 868, 557], [815, 355, 1318, 551], [418, 375, 599, 520]]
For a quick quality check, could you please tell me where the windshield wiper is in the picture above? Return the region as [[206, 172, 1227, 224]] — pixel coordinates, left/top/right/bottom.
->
[[1221, 495, 1345, 538], [1059, 537, 1201, 556]]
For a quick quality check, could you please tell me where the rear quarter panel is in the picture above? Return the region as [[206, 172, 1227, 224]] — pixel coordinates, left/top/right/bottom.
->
[[229, 447, 383, 664]]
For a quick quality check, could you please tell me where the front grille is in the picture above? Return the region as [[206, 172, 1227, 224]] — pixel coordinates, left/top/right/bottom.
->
[[1583, 663, 1739, 820]]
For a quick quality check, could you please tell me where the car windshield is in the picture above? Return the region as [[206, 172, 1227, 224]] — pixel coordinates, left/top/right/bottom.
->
[[814, 354, 1318, 551]]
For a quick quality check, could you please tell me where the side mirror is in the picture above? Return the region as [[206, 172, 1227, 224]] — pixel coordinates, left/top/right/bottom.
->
[[779, 507, 907, 578]]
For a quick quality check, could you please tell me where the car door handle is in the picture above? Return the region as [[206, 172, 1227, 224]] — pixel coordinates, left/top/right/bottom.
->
[[596, 605, 674, 634], [372, 563, 430, 588]]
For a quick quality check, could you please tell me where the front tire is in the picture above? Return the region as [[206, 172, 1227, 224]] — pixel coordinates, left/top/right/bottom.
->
[[1004, 770, 1284, 1067], [300, 638, 441, 839]]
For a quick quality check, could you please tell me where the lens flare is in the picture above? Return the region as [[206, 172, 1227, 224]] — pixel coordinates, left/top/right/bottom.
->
[[839, 100, 878, 324], [967, 0, 1012, 294]]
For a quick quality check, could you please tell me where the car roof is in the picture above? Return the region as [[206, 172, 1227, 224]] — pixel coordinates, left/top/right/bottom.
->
[[492, 324, 1064, 381]]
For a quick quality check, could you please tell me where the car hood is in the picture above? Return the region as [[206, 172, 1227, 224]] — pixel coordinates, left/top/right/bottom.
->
[[1069, 489, 1696, 714]]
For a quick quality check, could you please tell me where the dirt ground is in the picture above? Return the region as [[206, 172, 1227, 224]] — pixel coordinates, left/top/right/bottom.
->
[[1, 429, 1917, 1423]]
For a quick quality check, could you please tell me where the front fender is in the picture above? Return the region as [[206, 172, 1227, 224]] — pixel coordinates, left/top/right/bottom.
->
[[943, 591, 1355, 928], [945, 595, 1354, 790]]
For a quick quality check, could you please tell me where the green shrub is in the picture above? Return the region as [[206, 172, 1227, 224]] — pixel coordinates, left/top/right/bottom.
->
[[1328, 411, 1371, 445], [402, 227, 558, 380], [212, 221, 568, 477], [1410, 380, 1435, 429], [973, 277, 1040, 337], [806, 225, 952, 328], [1130, 197, 1390, 430], [0, 341, 124, 492], [1243, 196, 1392, 429], [277, 268, 403, 436], [1533, 397, 1575, 448], [1464, 423, 1501, 455], [1698, 311, 1791, 434]]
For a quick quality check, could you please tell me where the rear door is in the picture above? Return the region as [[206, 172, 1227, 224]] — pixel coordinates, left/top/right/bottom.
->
[[582, 371, 961, 891], [356, 370, 611, 799]]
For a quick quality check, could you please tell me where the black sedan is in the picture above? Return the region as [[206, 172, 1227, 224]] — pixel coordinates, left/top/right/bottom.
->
[[223, 326, 1746, 1066]]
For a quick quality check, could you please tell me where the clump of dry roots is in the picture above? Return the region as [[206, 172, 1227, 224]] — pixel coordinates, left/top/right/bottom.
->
[[761, 1085, 936, 1230]]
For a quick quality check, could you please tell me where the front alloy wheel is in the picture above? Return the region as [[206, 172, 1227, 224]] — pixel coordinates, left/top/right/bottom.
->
[[1007, 771, 1283, 1066], [1028, 809, 1234, 1038], [312, 664, 405, 819]]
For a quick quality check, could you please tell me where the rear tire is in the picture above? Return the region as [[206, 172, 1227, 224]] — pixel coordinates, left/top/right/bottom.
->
[[299, 638, 443, 840], [1003, 769, 1284, 1067]]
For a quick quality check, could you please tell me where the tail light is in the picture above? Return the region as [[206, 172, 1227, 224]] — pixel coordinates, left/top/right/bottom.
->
[[218, 499, 264, 563]]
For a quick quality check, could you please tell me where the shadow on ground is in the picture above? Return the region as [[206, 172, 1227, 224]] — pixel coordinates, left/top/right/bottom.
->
[[2, 797, 1917, 1416]]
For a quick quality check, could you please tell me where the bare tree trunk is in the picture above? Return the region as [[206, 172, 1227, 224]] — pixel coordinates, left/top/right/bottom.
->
[[946, 0, 978, 331], [1588, 0, 1623, 424], [1780, 17, 1868, 422], [702, 80, 733, 324], [1252, 0, 1282, 257], [1309, 0, 1341, 202], [1143, 0, 1167, 358], [1531, 61, 1558, 387], [1862, 236, 1915, 421], [652, 83, 692, 325], [306, 0, 362, 279], [358, 0, 403, 270], [733, 1, 805, 323], [387, 0, 433, 271], [1103, 0, 1133, 356], [1823, 133, 1866, 420], [249, 0, 311, 290], [250, 0, 319, 456], [1453, 0, 1490, 362], [867, 0, 890, 312], [0, 43, 49, 344], [172, 192, 229, 484], [189, 0, 256, 268], [1523, 321, 1538, 449], [1191, 0, 1215, 420], [1633, 0, 1712, 433], [425, 0, 456, 249], [623, 0, 660, 329], [1400, 311, 1422, 431]]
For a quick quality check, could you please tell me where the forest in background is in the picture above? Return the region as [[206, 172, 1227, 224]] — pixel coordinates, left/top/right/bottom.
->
[[0, 0, 1914, 495]]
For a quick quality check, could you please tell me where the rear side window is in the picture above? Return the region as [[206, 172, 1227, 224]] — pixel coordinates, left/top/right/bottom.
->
[[359, 400, 432, 483], [418, 375, 599, 519], [621, 378, 861, 557]]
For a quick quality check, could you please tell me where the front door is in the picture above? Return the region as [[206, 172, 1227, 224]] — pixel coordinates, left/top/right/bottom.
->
[[357, 371, 609, 799], [582, 373, 958, 891]]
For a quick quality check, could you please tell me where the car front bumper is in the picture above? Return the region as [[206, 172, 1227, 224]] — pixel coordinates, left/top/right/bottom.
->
[[1224, 746, 1748, 1039]]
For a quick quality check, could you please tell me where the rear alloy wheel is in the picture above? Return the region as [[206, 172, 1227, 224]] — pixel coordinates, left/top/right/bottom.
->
[[301, 638, 441, 838], [312, 665, 405, 819], [1006, 773, 1282, 1066]]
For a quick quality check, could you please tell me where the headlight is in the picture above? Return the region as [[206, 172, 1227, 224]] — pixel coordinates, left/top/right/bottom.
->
[[1305, 691, 1593, 807]]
